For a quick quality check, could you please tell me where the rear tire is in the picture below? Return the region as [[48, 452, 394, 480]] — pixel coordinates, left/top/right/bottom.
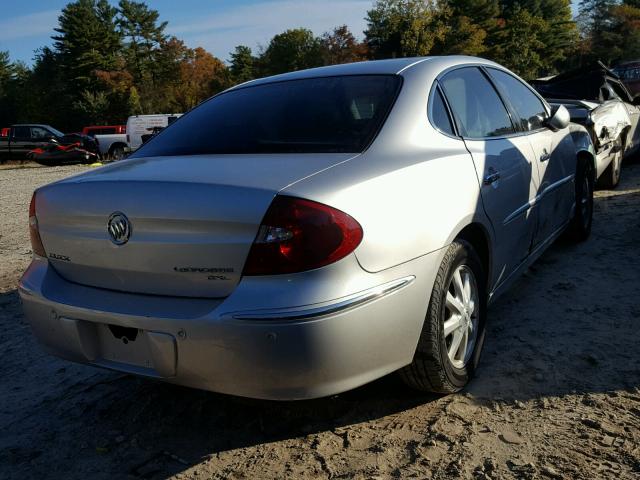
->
[[400, 240, 486, 394], [566, 157, 594, 242], [109, 145, 125, 160], [597, 136, 622, 189]]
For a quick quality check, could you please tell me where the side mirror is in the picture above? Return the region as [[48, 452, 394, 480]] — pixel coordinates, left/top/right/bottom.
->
[[546, 104, 570, 131]]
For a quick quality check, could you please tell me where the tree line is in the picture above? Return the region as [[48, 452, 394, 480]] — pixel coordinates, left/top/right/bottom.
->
[[0, 0, 638, 132]]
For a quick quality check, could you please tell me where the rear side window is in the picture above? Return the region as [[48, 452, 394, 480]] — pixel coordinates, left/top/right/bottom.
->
[[12, 126, 30, 140], [440, 67, 514, 139], [488, 68, 547, 131], [132, 75, 402, 156], [430, 87, 455, 136]]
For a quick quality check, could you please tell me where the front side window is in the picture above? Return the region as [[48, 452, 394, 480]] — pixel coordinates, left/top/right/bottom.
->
[[439, 67, 514, 139], [132, 75, 402, 157], [488, 68, 548, 131], [30, 127, 50, 140]]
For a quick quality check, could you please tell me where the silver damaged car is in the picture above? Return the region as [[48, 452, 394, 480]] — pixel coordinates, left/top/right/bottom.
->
[[20, 56, 596, 400]]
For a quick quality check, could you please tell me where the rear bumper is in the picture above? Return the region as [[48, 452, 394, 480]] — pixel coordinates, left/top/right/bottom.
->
[[19, 253, 441, 400]]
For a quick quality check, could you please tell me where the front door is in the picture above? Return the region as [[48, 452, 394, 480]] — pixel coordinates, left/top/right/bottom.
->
[[439, 67, 540, 288], [486, 67, 575, 246]]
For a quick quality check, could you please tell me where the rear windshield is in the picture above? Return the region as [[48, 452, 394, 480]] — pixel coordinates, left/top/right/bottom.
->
[[131, 75, 402, 156]]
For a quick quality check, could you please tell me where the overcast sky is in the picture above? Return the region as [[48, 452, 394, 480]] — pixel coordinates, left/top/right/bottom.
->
[[0, 0, 371, 65]]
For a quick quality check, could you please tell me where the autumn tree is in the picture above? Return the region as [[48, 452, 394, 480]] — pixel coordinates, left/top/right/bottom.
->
[[175, 47, 229, 110], [320, 25, 370, 64]]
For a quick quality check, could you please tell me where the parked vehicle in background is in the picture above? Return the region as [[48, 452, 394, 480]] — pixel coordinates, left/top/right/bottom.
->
[[531, 62, 640, 188], [20, 56, 596, 400], [613, 60, 640, 97], [1, 127, 10, 137], [82, 125, 126, 137], [94, 133, 128, 160], [126, 114, 181, 152], [0, 124, 96, 161]]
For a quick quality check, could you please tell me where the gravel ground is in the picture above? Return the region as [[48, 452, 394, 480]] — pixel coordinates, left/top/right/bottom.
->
[[1, 161, 639, 479]]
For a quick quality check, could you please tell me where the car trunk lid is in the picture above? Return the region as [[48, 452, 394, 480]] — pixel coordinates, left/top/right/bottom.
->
[[36, 154, 356, 298]]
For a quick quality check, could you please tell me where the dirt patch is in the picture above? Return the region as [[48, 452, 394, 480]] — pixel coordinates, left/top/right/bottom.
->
[[1, 162, 639, 479]]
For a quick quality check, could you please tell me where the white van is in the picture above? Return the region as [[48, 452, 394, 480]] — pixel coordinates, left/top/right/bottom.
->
[[126, 114, 182, 152]]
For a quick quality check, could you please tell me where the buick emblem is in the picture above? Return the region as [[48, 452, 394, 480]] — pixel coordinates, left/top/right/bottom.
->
[[107, 212, 131, 245]]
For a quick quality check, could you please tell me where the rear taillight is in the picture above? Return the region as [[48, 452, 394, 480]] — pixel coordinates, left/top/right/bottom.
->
[[243, 196, 363, 275], [29, 193, 46, 257]]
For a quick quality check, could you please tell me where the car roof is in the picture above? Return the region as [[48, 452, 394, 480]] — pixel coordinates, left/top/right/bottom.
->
[[231, 56, 499, 90]]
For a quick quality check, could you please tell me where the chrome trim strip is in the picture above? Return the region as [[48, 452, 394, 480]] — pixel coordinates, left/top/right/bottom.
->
[[503, 174, 574, 225], [230, 276, 415, 321]]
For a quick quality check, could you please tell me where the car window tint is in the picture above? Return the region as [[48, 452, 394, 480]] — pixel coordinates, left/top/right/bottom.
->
[[488, 68, 547, 131], [431, 87, 455, 135], [30, 127, 50, 140], [12, 126, 29, 139], [440, 67, 514, 138], [132, 75, 402, 156]]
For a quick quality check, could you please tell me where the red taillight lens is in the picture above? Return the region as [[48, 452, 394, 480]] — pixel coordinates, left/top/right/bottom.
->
[[243, 196, 363, 275], [29, 193, 46, 257]]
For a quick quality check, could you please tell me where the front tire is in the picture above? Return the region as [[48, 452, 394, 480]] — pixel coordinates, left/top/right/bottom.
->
[[566, 157, 594, 242], [400, 240, 486, 394]]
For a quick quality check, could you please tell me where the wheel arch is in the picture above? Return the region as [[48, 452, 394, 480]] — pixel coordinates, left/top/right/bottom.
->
[[454, 222, 492, 291], [577, 148, 596, 183], [108, 142, 127, 153]]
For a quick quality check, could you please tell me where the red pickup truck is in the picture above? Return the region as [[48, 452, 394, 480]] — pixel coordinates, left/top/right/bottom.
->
[[81, 125, 126, 137]]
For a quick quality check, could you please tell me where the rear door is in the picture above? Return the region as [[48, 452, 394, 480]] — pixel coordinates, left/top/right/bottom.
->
[[439, 66, 540, 287], [486, 67, 575, 246]]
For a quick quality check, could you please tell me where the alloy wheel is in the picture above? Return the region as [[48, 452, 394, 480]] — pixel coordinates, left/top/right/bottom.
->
[[443, 265, 479, 369]]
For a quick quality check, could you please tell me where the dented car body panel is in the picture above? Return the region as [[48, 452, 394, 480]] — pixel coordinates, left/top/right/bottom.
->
[[531, 62, 640, 179]]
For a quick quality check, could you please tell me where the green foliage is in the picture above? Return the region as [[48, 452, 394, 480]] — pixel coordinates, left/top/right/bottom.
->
[[229, 45, 256, 83], [259, 28, 323, 75], [365, 0, 443, 57], [439, 0, 501, 55], [52, 0, 121, 89], [74, 90, 110, 124], [117, 0, 167, 87], [431, 9, 488, 55], [493, 7, 549, 79]]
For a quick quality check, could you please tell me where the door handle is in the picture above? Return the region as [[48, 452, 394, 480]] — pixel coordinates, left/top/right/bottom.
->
[[483, 171, 501, 185], [540, 149, 551, 162]]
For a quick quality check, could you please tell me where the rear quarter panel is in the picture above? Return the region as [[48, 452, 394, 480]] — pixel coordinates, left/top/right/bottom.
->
[[282, 63, 491, 273]]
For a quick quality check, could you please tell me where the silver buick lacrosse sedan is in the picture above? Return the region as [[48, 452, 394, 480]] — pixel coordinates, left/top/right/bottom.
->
[[20, 56, 596, 400]]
